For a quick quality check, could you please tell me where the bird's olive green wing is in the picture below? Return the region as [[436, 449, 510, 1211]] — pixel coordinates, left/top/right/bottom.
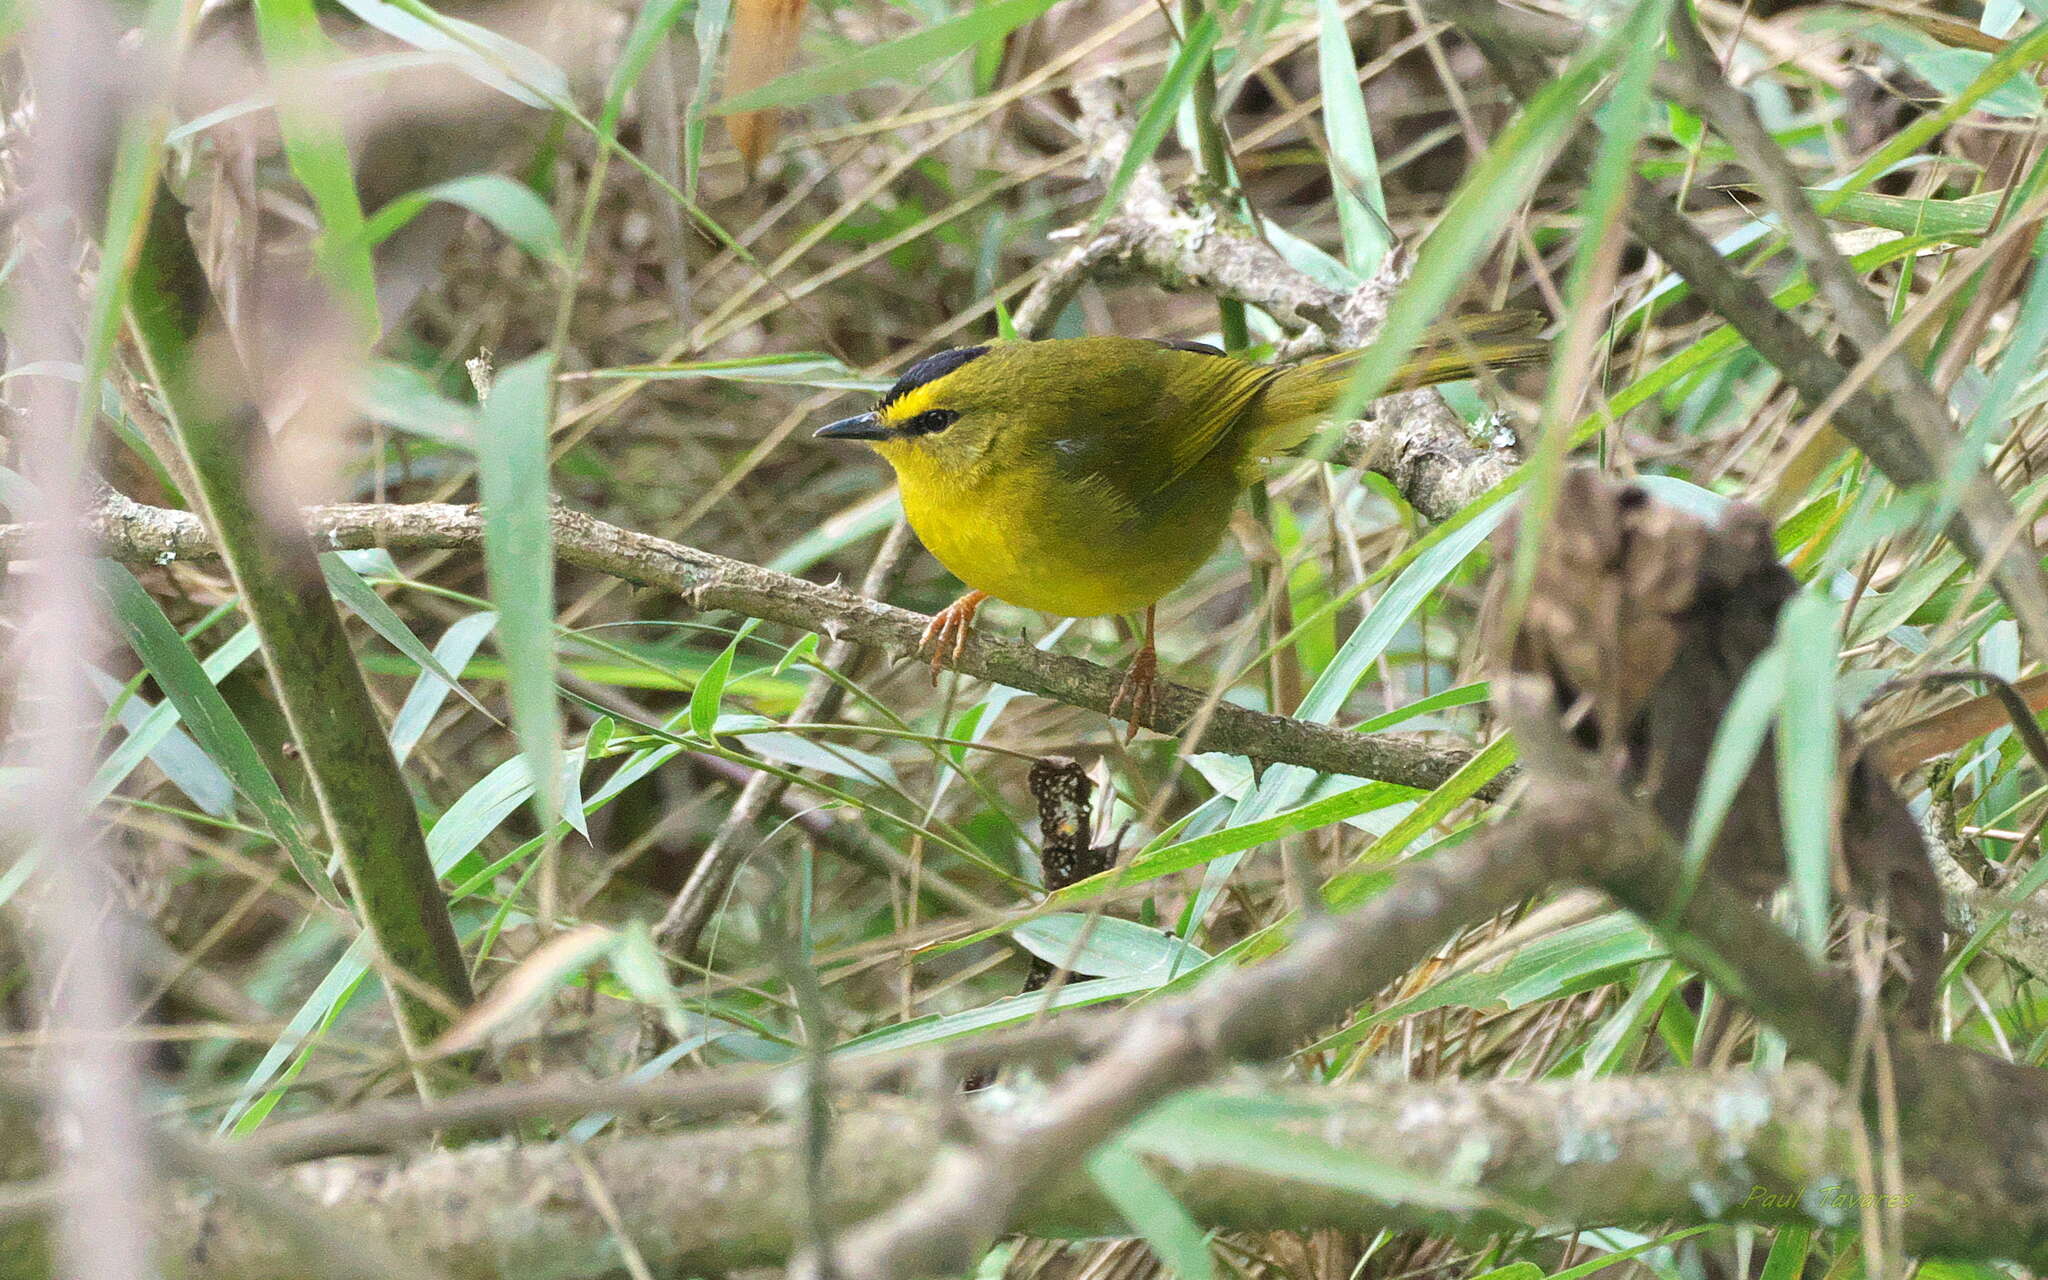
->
[[1029, 339, 1275, 521]]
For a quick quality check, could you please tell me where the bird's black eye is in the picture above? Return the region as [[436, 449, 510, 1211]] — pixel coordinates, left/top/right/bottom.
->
[[900, 408, 960, 436]]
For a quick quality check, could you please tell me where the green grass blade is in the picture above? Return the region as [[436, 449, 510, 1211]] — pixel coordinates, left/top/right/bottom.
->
[[86, 622, 260, 814], [1087, 11, 1221, 234], [685, 0, 733, 197], [333, 0, 567, 107], [1326, 29, 1620, 421], [478, 352, 563, 826], [1683, 647, 1786, 872], [1087, 1142, 1216, 1280], [320, 553, 497, 722], [391, 611, 498, 764], [1774, 594, 1840, 955], [85, 666, 235, 818]]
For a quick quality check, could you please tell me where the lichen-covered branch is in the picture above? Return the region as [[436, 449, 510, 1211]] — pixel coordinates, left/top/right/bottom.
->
[[1, 494, 1486, 794], [110, 1070, 1887, 1280]]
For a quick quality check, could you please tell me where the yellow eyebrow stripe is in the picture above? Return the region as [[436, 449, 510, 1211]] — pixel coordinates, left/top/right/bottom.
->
[[880, 380, 942, 425]]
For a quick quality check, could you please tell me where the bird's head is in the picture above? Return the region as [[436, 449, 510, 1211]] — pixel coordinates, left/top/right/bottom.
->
[[814, 345, 1014, 479]]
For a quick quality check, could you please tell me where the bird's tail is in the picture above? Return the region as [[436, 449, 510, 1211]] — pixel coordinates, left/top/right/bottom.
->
[[1251, 310, 1548, 453]]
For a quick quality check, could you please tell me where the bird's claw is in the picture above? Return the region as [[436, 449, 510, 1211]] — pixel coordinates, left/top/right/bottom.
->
[[918, 592, 986, 686], [1107, 644, 1158, 742]]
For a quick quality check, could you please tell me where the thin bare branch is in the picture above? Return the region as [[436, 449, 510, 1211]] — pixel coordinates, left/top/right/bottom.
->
[[2, 494, 1490, 794]]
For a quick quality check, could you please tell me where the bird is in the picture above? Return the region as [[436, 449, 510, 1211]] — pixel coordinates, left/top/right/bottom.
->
[[815, 314, 1546, 737]]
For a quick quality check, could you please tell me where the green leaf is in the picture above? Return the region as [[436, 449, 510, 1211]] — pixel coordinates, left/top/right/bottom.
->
[[1126, 1092, 1510, 1215], [478, 352, 563, 824], [689, 621, 758, 740], [390, 611, 498, 764], [712, 713, 899, 786], [611, 919, 694, 1041], [1315, 0, 1389, 271], [224, 934, 371, 1134], [685, 0, 733, 196], [86, 622, 260, 815], [1331, 914, 1663, 1040], [1111, 779, 1413, 889], [583, 352, 883, 390], [1775, 593, 1840, 956], [604, 0, 694, 134], [1352, 682, 1490, 733], [426, 753, 541, 872], [1227, 501, 1512, 856], [360, 173, 566, 265], [320, 553, 496, 722], [1799, 186, 2001, 242], [85, 667, 236, 818], [94, 565, 340, 906], [1087, 1142, 1215, 1280], [1683, 646, 1785, 872], [1860, 20, 2043, 118], [837, 964, 1210, 1056], [354, 360, 481, 446], [331, 0, 568, 108], [1009, 914, 1208, 979], [230, 735, 681, 1133], [1326, 27, 1618, 420], [1087, 12, 1220, 233], [714, 0, 1066, 114], [1324, 734, 1518, 908], [1758, 1225, 1812, 1280]]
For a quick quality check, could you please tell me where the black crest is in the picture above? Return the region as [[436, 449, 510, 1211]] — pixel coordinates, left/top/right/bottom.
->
[[1148, 337, 1227, 356], [879, 346, 991, 410]]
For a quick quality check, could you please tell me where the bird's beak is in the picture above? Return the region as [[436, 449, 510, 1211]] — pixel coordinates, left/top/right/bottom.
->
[[815, 411, 889, 441]]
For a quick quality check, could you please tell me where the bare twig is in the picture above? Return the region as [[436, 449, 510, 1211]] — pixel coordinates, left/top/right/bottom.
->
[[3, 495, 1490, 794], [1660, 6, 2048, 653]]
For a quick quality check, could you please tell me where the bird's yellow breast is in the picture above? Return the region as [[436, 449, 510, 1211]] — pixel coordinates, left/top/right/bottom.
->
[[883, 439, 1230, 618]]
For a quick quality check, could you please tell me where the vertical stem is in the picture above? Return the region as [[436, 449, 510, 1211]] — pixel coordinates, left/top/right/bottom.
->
[[127, 197, 474, 1070]]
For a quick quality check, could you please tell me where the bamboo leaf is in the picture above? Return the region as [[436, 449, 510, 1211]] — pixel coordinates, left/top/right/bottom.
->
[[1087, 1142, 1215, 1280], [94, 565, 340, 905], [251, 0, 380, 332], [360, 173, 567, 265], [1088, 12, 1220, 233], [320, 554, 498, 722]]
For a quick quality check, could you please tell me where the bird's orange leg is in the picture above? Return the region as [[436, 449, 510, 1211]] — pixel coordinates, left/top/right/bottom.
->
[[1107, 605, 1158, 741], [919, 590, 989, 684]]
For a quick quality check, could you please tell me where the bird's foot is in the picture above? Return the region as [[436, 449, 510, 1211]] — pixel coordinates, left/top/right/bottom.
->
[[1107, 641, 1158, 742], [919, 590, 989, 685]]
